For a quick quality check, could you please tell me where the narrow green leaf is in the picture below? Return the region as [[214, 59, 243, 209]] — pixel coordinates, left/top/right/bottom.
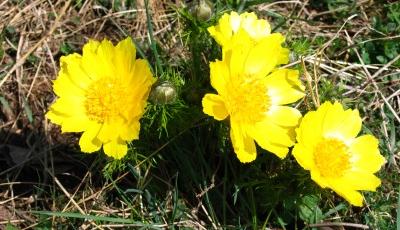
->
[[32, 211, 135, 224], [0, 96, 11, 111], [22, 98, 33, 123]]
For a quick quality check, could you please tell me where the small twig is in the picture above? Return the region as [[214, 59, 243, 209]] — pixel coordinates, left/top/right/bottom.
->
[[301, 57, 319, 108], [308, 222, 369, 229], [259, 0, 302, 10]]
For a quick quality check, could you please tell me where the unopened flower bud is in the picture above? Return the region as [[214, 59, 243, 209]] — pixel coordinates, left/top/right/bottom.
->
[[149, 81, 177, 105], [192, 0, 213, 21]]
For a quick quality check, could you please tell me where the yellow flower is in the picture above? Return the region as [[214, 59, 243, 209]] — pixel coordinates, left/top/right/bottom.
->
[[202, 38, 305, 163], [46, 37, 156, 159], [208, 11, 272, 48], [292, 101, 385, 206]]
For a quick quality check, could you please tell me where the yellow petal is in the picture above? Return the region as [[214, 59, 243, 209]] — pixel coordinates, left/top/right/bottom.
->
[[292, 144, 314, 170], [247, 120, 291, 158], [230, 122, 257, 163], [296, 105, 330, 149], [48, 97, 86, 118], [240, 12, 271, 39], [114, 37, 136, 78], [350, 135, 385, 172], [81, 39, 114, 79], [310, 171, 329, 188], [244, 42, 273, 77], [322, 101, 361, 139], [330, 183, 364, 207], [256, 138, 289, 159], [130, 59, 155, 90], [229, 43, 248, 77], [120, 121, 140, 141], [265, 69, 305, 105], [79, 122, 102, 153], [103, 138, 128, 159], [338, 170, 381, 191], [202, 94, 229, 121], [46, 109, 62, 125], [226, 28, 253, 50], [207, 13, 232, 46], [252, 118, 294, 147], [98, 39, 115, 63], [267, 105, 302, 127], [208, 11, 272, 48], [60, 54, 92, 89], [97, 122, 118, 142], [122, 59, 155, 120], [53, 54, 91, 99], [82, 39, 101, 55], [53, 72, 85, 99], [243, 34, 288, 77], [229, 11, 241, 32], [209, 60, 228, 94], [81, 40, 104, 80], [60, 116, 91, 133]]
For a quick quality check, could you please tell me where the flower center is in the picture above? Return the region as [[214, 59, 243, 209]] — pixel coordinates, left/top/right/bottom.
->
[[313, 138, 350, 178], [226, 77, 270, 123], [84, 77, 128, 123]]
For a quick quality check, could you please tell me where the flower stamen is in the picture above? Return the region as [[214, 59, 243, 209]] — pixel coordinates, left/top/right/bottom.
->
[[314, 138, 351, 178], [84, 77, 128, 123], [226, 78, 270, 123]]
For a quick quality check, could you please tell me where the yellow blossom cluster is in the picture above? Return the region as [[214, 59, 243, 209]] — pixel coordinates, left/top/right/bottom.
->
[[46, 11, 385, 207], [202, 11, 385, 206]]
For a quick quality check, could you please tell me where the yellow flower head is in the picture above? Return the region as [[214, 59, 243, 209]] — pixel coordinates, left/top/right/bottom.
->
[[208, 11, 272, 48], [292, 101, 386, 206], [202, 37, 305, 163], [46, 37, 156, 159]]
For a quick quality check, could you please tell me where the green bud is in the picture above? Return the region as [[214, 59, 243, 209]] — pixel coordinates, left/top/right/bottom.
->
[[149, 81, 178, 105], [191, 0, 213, 21]]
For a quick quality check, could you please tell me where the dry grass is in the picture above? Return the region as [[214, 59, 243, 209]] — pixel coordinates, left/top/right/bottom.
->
[[0, 0, 185, 228], [0, 0, 399, 228]]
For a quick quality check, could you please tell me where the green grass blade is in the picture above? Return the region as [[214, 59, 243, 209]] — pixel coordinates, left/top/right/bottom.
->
[[32, 211, 135, 224], [144, 0, 163, 75]]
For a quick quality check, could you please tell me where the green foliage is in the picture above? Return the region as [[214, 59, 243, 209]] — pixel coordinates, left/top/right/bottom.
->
[[22, 97, 33, 123], [298, 195, 323, 224], [309, 0, 358, 19], [357, 38, 400, 66], [5, 224, 19, 230], [354, 2, 400, 66], [60, 42, 76, 55], [318, 77, 346, 102], [373, 2, 400, 34], [144, 69, 189, 138], [290, 37, 312, 56]]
